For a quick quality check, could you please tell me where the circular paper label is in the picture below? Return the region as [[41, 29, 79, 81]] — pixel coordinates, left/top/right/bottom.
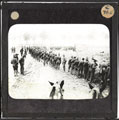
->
[[11, 11, 19, 20], [101, 4, 115, 18]]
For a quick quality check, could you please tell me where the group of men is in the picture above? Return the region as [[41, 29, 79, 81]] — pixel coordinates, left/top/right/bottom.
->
[[29, 46, 110, 99], [68, 57, 110, 82], [29, 47, 68, 71], [10, 46, 110, 99], [67, 56, 110, 96], [29, 47, 110, 91], [11, 47, 27, 76]]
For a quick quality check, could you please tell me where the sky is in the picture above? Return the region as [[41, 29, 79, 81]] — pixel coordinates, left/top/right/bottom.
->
[[8, 24, 110, 50]]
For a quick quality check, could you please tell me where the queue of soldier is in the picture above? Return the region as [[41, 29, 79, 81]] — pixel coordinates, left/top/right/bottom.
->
[[29, 47, 110, 91], [11, 47, 27, 76], [10, 46, 110, 98]]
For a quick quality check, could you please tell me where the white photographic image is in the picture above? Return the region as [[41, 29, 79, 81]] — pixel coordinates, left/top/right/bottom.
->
[[8, 24, 110, 99]]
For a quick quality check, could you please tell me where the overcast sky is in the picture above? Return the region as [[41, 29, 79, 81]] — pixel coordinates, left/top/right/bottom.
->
[[8, 24, 109, 50]]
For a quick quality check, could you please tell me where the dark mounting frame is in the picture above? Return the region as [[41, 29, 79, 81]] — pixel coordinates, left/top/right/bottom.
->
[[0, 0, 118, 120]]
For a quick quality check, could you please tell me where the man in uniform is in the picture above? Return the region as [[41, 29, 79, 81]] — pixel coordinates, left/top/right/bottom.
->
[[20, 47, 24, 56], [72, 58, 79, 76], [62, 55, 67, 72], [87, 63, 92, 81], [11, 54, 19, 76], [56, 54, 61, 69], [91, 59, 98, 82], [68, 56, 73, 72], [24, 48, 27, 57], [70, 57, 76, 75], [78, 58, 85, 78], [19, 55, 25, 75], [83, 58, 89, 80]]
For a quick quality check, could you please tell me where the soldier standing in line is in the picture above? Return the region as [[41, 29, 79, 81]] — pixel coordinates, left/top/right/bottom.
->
[[87, 63, 92, 81], [54, 55, 57, 68], [19, 55, 25, 75], [43, 52, 46, 66], [99, 62, 109, 92], [46, 54, 50, 65], [68, 56, 73, 72], [11, 54, 19, 76], [56, 55, 61, 69], [106, 64, 110, 85], [51, 55, 55, 66], [62, 55, 67, 72], [78, 58, 85, 78], [91, 59, 98, 82], [83, 58, 89, 80], [71, 58, 78, 76], [70, 57, 76, 75], [24, 48, 27, 57], [20, 47, 24, 56], [57, 54, 61, 70]]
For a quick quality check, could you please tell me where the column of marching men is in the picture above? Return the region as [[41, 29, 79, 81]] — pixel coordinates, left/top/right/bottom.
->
[[28, 46, 110, 94], [10, 46, 110, 99]]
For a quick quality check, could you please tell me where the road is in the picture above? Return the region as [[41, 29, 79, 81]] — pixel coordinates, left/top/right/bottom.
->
[[9, 53, 93, 99]]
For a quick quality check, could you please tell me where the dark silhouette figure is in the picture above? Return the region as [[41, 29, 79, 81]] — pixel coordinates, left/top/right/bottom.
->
[[19, 56, 25, 75], [20, 48, 24, 56], [11, 54, 19, 76]]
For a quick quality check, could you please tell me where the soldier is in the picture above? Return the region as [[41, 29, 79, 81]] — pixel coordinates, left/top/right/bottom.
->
[[56, 54, 61, 69], [78, 58, 85, 78], [24, 48, 27, 57], [87, 63, 92, 81], [62, 55, 67, 72], [11, 54, 19, 76], [43, 52, 46, 66], [20, 48, 24, 56], [70, 57, 76, 75], [54, 55, 58, 68], [91, 59, 98, 82], [72, 58, 79, 76], [106, 64, 110, 85], [99, 62, 109, 93], [51, 55, 55, 66], [13, 53, 19, 61], [19, 55, 25, 75], [83, 58, 89, 80], [47, 54, 50, 65], [68, 56, 73, 72]]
